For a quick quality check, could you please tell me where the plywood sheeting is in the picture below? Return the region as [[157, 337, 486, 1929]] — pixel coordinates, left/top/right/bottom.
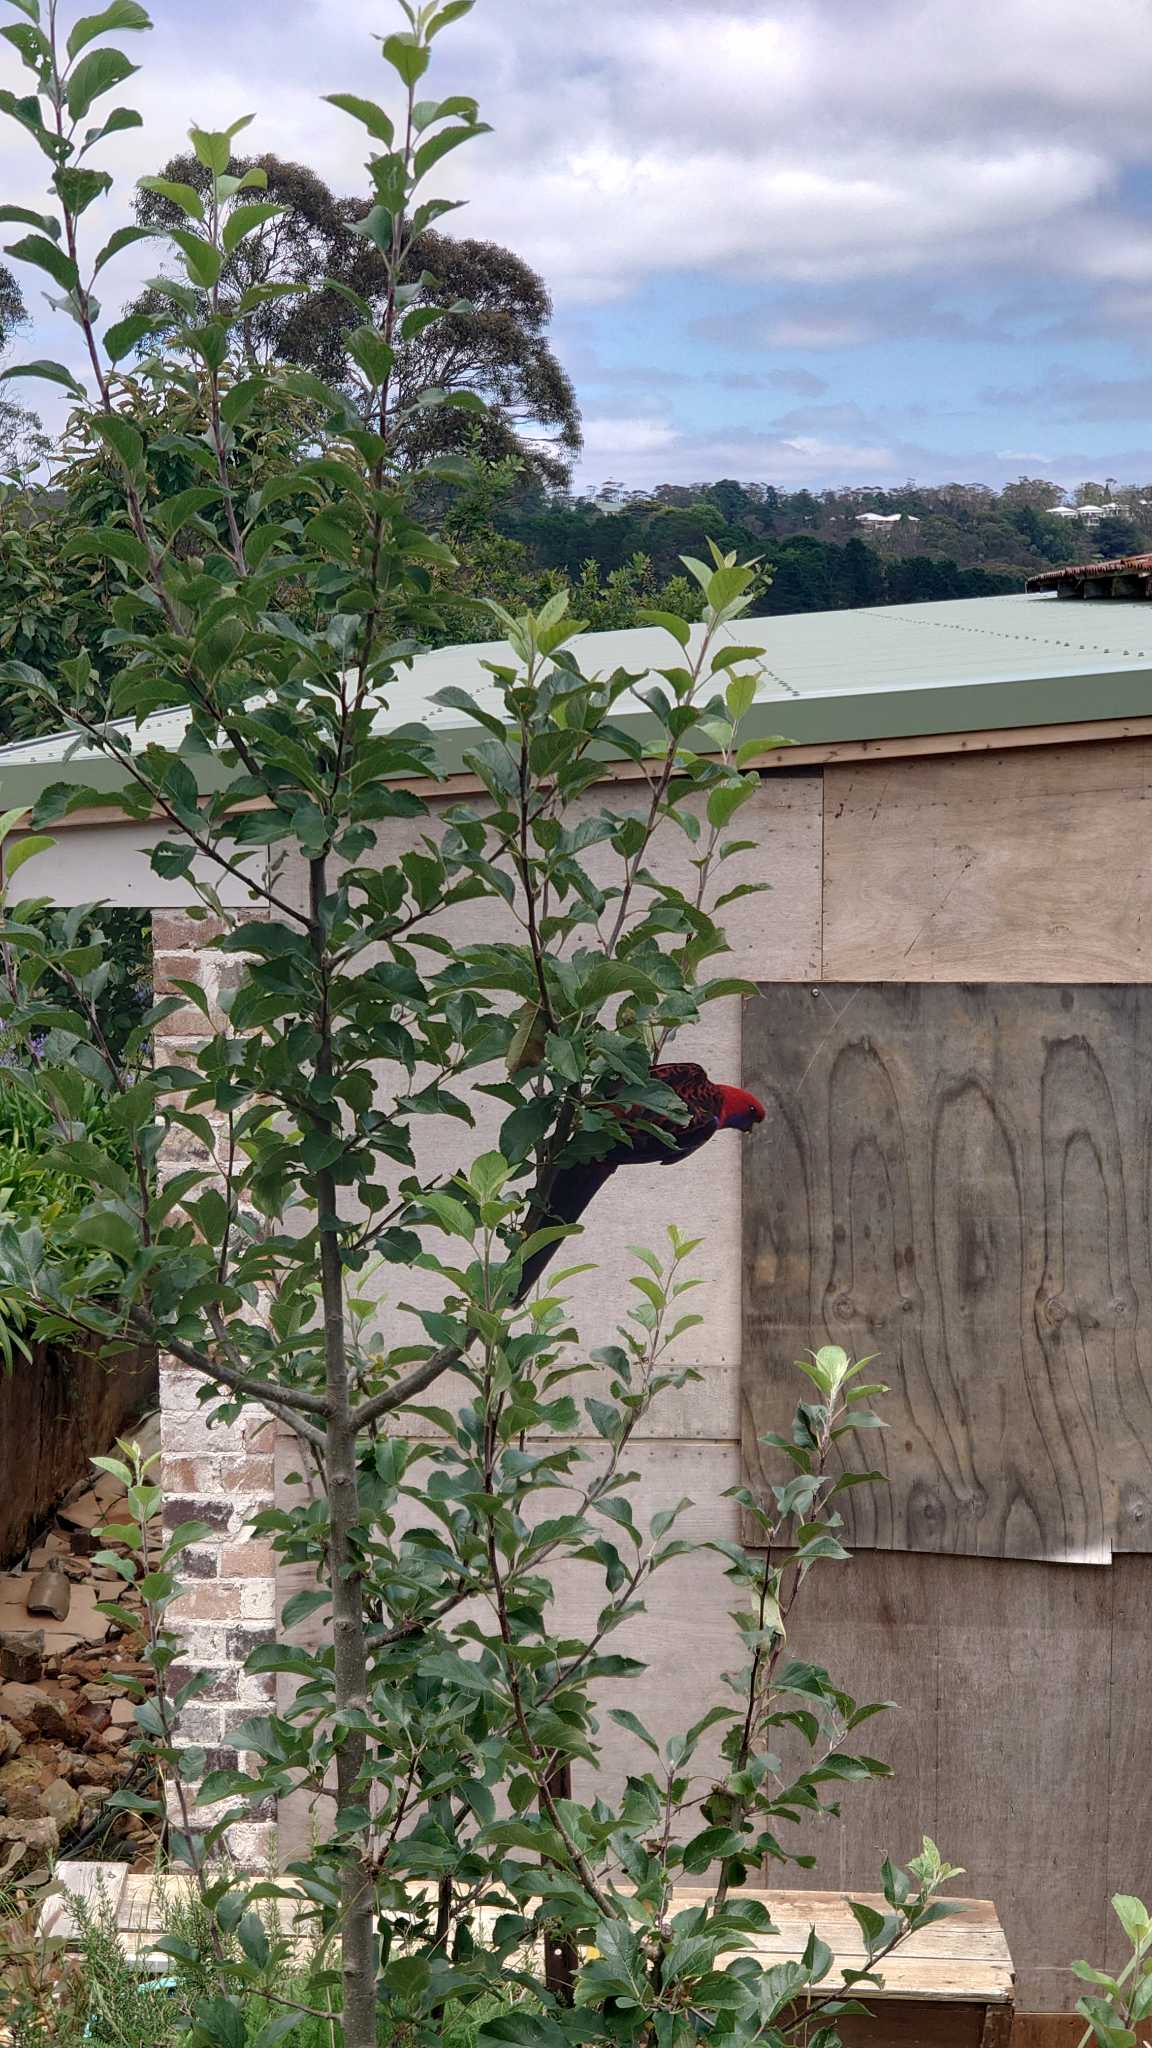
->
[[743, 982, 1152, 1561], [787, 1550, 1126, 2015], [822, 740, 1152, 983]]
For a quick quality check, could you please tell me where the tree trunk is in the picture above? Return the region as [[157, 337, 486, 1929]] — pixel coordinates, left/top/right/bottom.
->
[[310, 855, 376, 2048], [542, 1759, 579, 2003]]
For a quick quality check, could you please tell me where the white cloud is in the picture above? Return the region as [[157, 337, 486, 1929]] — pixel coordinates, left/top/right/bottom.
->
[[2, 0, 1140, 308], [580, 417, 680, 456], [573, 420, 904, 490], [6, 0, 1152, 477]]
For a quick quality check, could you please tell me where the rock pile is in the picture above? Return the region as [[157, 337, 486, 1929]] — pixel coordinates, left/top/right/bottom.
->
[[0, 1422, 164, 1884]]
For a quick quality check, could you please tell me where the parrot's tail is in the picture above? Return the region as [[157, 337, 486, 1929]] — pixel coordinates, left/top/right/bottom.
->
[[515, 1159, 619, 1299]]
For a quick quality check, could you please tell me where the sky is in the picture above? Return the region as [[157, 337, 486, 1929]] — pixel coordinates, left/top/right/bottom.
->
[[5, 0, 1152, 495]]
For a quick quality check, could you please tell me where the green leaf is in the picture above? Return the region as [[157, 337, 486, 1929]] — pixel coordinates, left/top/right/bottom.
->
[[725, 673, 758, 721], [413, 121, 489, 180], [0, 207, 59, 239], [280, 1587, 328, 1629], [164, 1520, 214, 1555], [170, 226, 221, 289], [606, 1707, 661, 1754], [637, 607, 691, 648], [83, 104, 142, 144], [4, 233, 76, 291], [73, 1209, 138, 1260], [349, 203, 392, 254], [245, 1642, 321, 1678], [1, 20, 50, 66], [189, 114, 253, 174], [323, 92, 394, 144], [380, 31, 430, 85], [345, 324, 394, 386], [153, 485, 223, 536], [103, 310, 162, 360], [250, 2018, 307, 2048], [94, 413, 145, 477], [42, 1138, 130, 1193], [428, 0, 475, 35], [62, 526, 149, 575], [222, 201, 285, 253], [0, 359, 84, 395], [136, 174, 205, 221], [192, 1997, 247, 2048], [276, 367, 356, 422], [67, 1, 151, 58], [236, 1913, 270, 1969], [91, 1457, 133, 1486], [4, 833, 52, 879], [1113, 1896, 1152, 1949], [705, 778, 757, 830], [54, 167, 112, 217], [92, 223, 154, 274], [67, 45, 138, 121]]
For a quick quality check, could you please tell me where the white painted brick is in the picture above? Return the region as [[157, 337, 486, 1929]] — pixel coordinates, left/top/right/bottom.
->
[[167, 1627, 231, 1664], [238, 1579, 277, 1622]]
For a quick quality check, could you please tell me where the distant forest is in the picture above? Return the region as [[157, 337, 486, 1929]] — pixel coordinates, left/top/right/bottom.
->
[[427, 471, 1148, 641]]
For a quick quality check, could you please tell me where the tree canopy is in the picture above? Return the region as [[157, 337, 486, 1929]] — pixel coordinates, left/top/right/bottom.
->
[[133, 153, 582, 482], [0, 262, 45, 472]]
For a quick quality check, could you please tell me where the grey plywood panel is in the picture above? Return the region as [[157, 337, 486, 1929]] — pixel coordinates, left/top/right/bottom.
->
[[743, 984, 1152, 1562], [1104, 1555, 1152, 1970], [785, 1551, 939, 1894], [784, 1551, 1111, 2017], [933, 1558, 1112, 2015]]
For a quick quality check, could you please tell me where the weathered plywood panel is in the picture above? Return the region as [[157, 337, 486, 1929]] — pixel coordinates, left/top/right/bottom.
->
[[1104, 1556, 1152, 1970], [933, 1559, 1112, 2016], [822, 740, 1152, 983], [743, 984, 1152, 1561], [786, 1552, 939, 1893], [784, 1551, 1113, 2017]]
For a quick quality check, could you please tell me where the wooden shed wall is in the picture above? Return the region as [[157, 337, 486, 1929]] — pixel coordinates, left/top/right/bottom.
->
[[774, 737, 1152, 2012]]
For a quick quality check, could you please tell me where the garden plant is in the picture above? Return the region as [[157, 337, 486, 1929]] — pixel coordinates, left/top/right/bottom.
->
[[0, 1, 959, 2042]]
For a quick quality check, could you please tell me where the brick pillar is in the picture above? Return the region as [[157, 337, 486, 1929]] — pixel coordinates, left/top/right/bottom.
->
[[153, 912, 280, 1870]]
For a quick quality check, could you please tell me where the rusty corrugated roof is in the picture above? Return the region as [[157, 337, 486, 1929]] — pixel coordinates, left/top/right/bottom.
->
[[1027, 552, 1152, 592]]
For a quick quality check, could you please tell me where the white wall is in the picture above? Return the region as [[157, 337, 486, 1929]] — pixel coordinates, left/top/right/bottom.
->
[[7, 823, 263, 909]]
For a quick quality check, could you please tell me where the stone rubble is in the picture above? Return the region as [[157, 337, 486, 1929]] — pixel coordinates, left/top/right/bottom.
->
[[0, 1416, 164, 1885]]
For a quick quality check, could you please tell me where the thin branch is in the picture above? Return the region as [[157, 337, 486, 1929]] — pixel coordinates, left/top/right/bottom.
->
[[126, 1310, 330, 1419], [45, 698, 308, 926]]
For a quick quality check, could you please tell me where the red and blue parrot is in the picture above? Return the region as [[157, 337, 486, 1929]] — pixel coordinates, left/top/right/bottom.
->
[[520, 1061, 765, 1293]]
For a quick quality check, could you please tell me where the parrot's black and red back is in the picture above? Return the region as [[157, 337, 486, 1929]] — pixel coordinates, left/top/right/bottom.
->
[[515, 1062, 764, 1297]]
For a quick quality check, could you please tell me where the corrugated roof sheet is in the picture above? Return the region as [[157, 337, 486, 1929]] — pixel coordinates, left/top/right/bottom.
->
[[1026, 552, 1152, 592], [4, 589, 1152, 803]]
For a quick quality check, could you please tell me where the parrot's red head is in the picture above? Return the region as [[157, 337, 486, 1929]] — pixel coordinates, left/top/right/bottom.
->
[[714, 1084, 766, 1132]]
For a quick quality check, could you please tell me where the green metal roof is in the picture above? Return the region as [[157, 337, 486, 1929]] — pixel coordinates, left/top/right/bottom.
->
[[3, 589, 1152, 809]]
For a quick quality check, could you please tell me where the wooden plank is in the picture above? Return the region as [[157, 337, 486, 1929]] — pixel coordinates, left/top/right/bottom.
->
[[836, 2010, 987, 2047], [743, 983, 1152, 1560], [1008, 2020, 1087, 2048], [822, 740, 1152, 983], [933, 1558, 1111, 2016], [37, 715, 1152, 838], [1104, 1556, 1152, 1972], [41, 1874, 1012, 2008], [41, 1861, 128, 1941], [782, 1552, 940, 1895]]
